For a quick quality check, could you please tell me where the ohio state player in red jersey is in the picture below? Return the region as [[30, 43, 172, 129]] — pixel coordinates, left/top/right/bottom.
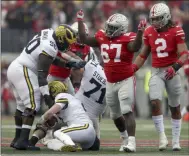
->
[[133, 3, 189, 151], [48, 22, 96, 94], [181, 53, 189, 117], [77, 10, 146, 152]]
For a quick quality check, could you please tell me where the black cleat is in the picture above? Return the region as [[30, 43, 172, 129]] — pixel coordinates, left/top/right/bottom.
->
[[26, 145, 40, 151], [10, 138, 18, 148], [14, 140, 28, 150]]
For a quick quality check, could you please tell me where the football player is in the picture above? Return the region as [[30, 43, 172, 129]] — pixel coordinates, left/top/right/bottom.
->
[[29, 81, 99, 151], [48, 22, 98, 94], [7, 24, 84, 150], [181, 52, 189, 117], [132, 3, 189, 151], [76, 10, 147, 152], [75, 59, 106, 140]]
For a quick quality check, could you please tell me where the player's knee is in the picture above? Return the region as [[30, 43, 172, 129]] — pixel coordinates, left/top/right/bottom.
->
[[110, 112, 122, 120], [151, 100, 161, 112], [170, 105, 181, 117], [14, 109, 23, 118], [22, 108, 36, 117], [87, 136, 100, 151]]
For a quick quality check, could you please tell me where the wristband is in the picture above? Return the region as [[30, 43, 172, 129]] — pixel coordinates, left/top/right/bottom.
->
[[172, 61, 183, 72], [40, 85, 50, 96]]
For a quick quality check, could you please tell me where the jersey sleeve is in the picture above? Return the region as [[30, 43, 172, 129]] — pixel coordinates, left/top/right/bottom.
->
[[95, 29, 105, 44], [55, 94, 69, 110], [128, 32, 136, 42], [143, 27, 150, 46], [175, 26, 185, 44], [40, 30, 58, 58]]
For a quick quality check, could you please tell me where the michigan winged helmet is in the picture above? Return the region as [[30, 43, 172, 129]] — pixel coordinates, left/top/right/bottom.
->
[[48, 81, 68, 98], [53, 24, 77, 51]]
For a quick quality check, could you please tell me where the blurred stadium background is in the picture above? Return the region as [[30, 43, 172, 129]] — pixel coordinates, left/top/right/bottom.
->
[[1, 1, 189, 155]]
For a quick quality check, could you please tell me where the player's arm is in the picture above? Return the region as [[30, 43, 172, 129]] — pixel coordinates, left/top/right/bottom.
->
[[127, 19, 147, 52], [165, 27, 189, 80], [132, 44, 151, 72], [77, 10, 99, 47], [38, 53, 55, 108]]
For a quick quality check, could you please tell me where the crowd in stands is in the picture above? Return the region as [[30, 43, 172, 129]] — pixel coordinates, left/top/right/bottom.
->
[[1, 1, 189, 116], [1, 1, 189, 40]]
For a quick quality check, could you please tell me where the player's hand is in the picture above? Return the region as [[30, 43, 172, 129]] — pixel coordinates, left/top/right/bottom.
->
[[44, 95, 54, 108], [66, 61, 86, 69], [132, 64, 139, 73], [138, 19, 147, 32], [77, 9, 84, 21], [164, 67, 176, 80]]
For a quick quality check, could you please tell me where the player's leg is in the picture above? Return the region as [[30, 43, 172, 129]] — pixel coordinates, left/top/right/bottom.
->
[[149, 72, 168, 151], [106, 82, 128, 151], [7, 61, 24, 148], [10, 66, 41, 150], [9, 88, 24, 148], [54, 123, 96, 151], [90, 117, 100, 139], [166, 75, 182, 151], [118, 77, 136, 152]]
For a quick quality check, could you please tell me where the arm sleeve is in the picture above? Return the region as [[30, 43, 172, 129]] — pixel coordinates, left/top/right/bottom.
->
[[175, 26, 185, 44], [143, 29, 150, 46], [55, 94, 69, 110], [40, 39, 58, 58]]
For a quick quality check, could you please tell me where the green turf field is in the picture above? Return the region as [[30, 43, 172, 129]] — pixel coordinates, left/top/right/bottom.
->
[[1, 116, 189, 156]]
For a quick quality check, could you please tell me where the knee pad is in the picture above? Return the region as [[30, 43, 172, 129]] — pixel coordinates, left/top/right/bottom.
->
[[151, 100, 161, 111], [87, 136, 100, 151], [22, 108, 36, 117], [14, 109, 23, 118]]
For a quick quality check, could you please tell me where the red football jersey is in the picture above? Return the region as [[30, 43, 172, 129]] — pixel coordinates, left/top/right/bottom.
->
[[143, 25, 185, 67], [49, 52, 71, 79], [49, 44, 91, 79], [95, 29, 136, 83]]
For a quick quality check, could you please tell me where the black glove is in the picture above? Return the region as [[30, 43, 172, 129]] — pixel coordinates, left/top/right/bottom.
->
[[66, 61, 86, 69], [43, 95, 54, 108]]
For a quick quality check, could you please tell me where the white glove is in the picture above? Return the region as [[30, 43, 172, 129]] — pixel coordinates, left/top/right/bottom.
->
[[77, 9, 84, 21]]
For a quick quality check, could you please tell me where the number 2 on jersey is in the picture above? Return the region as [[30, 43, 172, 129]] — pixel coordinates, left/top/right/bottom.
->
[[155, 38, 168, 58], [101, 44, 122, 63], [83, 78, 106, 104]]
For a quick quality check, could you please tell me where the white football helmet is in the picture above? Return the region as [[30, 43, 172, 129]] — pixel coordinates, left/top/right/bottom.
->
[[71, 22, 89, 35], [149, 3, 171, 29], [105, 13, 129, 38]]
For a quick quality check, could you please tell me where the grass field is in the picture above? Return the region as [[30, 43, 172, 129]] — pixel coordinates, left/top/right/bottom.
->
[[1, 116, 189, 156]]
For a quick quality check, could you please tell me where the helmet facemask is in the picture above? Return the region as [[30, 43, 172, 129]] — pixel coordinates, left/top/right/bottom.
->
[[105, 23, 123, 38], [150, 13, 170, 29], [105, 14, 128, 38]]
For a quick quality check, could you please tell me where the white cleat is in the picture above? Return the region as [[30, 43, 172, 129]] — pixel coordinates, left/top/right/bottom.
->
[[172, 142, 181, 151], [123, 137, 136, 153], [119, 138, 128, 152], [159, 133, 168, 151]]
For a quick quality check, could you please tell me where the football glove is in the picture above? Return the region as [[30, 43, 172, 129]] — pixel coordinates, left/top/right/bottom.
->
[[138, 18, 147, 32], [132, 64, 139, 73], [77, 9, 84, 21], [66, 61, 86, 69], [44, 95, 54, 108], [164, 67, 176, 80]]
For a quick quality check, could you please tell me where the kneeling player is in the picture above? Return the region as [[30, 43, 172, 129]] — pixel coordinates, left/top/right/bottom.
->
[[75, 59, 106, 139], [29, 81, 99, 151]]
